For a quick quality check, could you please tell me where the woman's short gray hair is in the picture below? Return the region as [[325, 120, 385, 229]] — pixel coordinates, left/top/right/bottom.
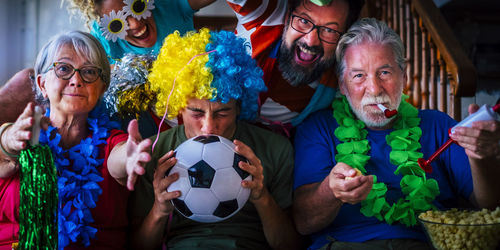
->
[[33, 30, 110, 105], [335, 18, 405, 83]]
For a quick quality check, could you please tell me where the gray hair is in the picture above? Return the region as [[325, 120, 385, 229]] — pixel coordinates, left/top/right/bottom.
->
[[33, 30, 110, 105], [335, 18, 405, 83]]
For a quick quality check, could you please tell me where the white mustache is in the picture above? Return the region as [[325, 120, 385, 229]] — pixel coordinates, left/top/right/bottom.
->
[[361, 95, 391, 106]]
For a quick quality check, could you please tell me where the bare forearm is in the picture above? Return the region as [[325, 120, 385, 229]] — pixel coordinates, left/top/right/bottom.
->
[[253, 189, 302, 250], [293, 179, 343, 235], [470, 157, 500, 209], [107, 142, 127, 186], [132, 204, 170, 249]]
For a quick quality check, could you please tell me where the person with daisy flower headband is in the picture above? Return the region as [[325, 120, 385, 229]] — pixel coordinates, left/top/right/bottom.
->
[[65, 0, 216, 64], [292, 18, 500, 250], [0, 0, 216, 136]]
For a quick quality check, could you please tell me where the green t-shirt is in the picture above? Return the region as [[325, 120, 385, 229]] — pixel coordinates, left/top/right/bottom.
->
[[129, 121, 294, 249]]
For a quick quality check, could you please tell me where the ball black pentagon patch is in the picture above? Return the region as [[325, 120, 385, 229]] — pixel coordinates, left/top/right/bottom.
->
[[232, 153, 250, 179], [172, 198, 193, 217], [213, 199, 239, 218], [188, 160, 216, 188], [193, 135, 220, 144]]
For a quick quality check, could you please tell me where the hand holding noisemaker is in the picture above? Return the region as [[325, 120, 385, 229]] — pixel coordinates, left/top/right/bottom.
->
[[418, 102, 500, 173]]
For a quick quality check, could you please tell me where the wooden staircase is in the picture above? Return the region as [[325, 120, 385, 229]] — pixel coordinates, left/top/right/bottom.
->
[[194, 0, 478, 120], [362, 0, 477, 120]]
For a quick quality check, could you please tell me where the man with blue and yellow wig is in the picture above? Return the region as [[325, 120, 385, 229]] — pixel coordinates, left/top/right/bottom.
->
[[124, 28, 303, 249]]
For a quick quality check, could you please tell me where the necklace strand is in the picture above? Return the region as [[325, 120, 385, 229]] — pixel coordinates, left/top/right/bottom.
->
[[332, 95, 440, 226]]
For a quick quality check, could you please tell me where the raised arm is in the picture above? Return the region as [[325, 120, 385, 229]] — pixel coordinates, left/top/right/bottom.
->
[[130, 150, 180, 250], [450, 104, 500, 209], [226, 0, 286, 58]]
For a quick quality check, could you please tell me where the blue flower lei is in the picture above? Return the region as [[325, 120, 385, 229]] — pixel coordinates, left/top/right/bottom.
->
[[39, 104, 119, 248]]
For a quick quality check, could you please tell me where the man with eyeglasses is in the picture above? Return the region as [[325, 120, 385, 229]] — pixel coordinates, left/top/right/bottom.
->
[[226, 0, 364, 137]]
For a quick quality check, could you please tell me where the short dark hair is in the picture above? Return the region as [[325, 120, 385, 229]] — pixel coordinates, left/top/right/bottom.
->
[[287, 0, 365, 30]]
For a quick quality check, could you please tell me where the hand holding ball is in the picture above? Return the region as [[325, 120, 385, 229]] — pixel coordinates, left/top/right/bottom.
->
[[167, 135, 252, 223]]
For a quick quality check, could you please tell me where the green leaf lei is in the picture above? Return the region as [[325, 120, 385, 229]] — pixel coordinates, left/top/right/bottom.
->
[[332, 95, 440, 226]]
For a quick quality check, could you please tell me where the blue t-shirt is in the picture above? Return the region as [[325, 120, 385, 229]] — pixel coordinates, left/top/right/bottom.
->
[[293, 108, 473, 249], [91, 0, 196, 64]]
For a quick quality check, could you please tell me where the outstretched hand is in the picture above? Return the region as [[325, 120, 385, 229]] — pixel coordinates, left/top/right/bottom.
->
[[125, 119, 152, 190]]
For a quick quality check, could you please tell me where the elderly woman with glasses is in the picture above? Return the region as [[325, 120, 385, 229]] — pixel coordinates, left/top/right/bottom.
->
[[0, 31, 137, 249]]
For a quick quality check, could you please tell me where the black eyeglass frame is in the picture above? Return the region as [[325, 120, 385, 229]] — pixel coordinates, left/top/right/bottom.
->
[[290, 14, 343, 44], [48, 62, 103, 84]]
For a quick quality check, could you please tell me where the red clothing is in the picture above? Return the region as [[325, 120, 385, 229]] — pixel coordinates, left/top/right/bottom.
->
[[0, 129, 129, 249], [0, 173, 19, 249]]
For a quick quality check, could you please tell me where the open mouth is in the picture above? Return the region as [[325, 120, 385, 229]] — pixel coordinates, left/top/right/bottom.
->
[[131, 24, 150, 40], [294, 45, 320, 66]]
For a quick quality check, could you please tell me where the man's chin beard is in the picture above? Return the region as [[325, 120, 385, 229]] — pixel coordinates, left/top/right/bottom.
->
[[278, 43, 334, 87], [357, 112, 395, 128], [344, 94, 401, 129]]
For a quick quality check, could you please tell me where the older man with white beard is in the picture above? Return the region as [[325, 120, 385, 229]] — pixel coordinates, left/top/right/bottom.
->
[[292, 18, 500, 250]]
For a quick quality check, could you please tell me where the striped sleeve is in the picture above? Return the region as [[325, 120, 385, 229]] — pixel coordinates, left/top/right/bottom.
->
[[226, 0, 287, 58]]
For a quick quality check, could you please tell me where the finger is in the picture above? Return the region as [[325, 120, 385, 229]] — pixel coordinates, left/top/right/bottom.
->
[[18, 102, 35, 121], [127, 173, 138, 191], [451, 130, 498, 151], [127, 119, 143, 143], [158, 172, 179, 191], [156, 157, 177, 178], [468, 103, 480, 115], [137, 138, 152, 151], [13, 114, 35, 132], [470, 120, 500, 134], [233, 140, 260, 166], [134, 165, 146, 176], [332, 162, 358, 178], [11, 128, 32, 141], [335, 176, 373, 203], [157, 189, 181, 202], [238, 160, 261, 178], [338, 175, 372, 192], [158, 150, 175, 166], [137, 151, 152, 164]]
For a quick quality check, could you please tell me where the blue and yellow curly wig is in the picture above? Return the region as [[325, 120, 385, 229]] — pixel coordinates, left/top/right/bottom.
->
[[148, 28, 266, 121]]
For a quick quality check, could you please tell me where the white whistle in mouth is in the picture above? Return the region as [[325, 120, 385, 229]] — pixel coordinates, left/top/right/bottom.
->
[[30, 106, 43, 146], [377, 103, 398, 118]]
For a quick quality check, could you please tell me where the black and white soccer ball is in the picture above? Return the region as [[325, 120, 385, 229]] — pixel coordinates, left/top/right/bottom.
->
[[167, 135, 252, 223]]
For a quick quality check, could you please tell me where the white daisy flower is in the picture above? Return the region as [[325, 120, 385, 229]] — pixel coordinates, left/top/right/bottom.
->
[[123, 0, 155, 20], [100, 9, 130, 42]]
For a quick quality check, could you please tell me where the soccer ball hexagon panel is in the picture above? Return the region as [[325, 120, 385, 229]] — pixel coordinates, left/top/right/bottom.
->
[[167, 135, 252, 223]]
